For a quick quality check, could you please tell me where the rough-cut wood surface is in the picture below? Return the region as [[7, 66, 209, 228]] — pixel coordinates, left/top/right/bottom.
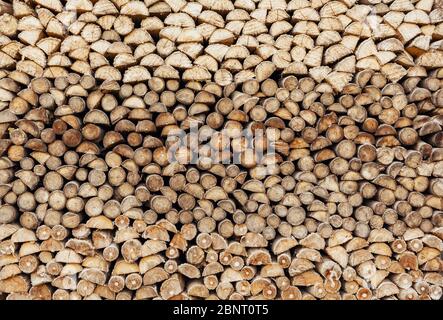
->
[[0, 0, 442, 300]]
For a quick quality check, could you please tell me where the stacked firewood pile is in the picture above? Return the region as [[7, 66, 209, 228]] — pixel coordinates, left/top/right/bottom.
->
[[0, 0, 442, 300]]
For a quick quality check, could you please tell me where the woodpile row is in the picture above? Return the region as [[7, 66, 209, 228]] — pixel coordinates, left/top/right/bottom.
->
[[0, 0, 442, 300]]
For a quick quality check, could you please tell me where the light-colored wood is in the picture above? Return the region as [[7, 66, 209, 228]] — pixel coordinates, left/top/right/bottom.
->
[[0, 0, 442, 301]]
